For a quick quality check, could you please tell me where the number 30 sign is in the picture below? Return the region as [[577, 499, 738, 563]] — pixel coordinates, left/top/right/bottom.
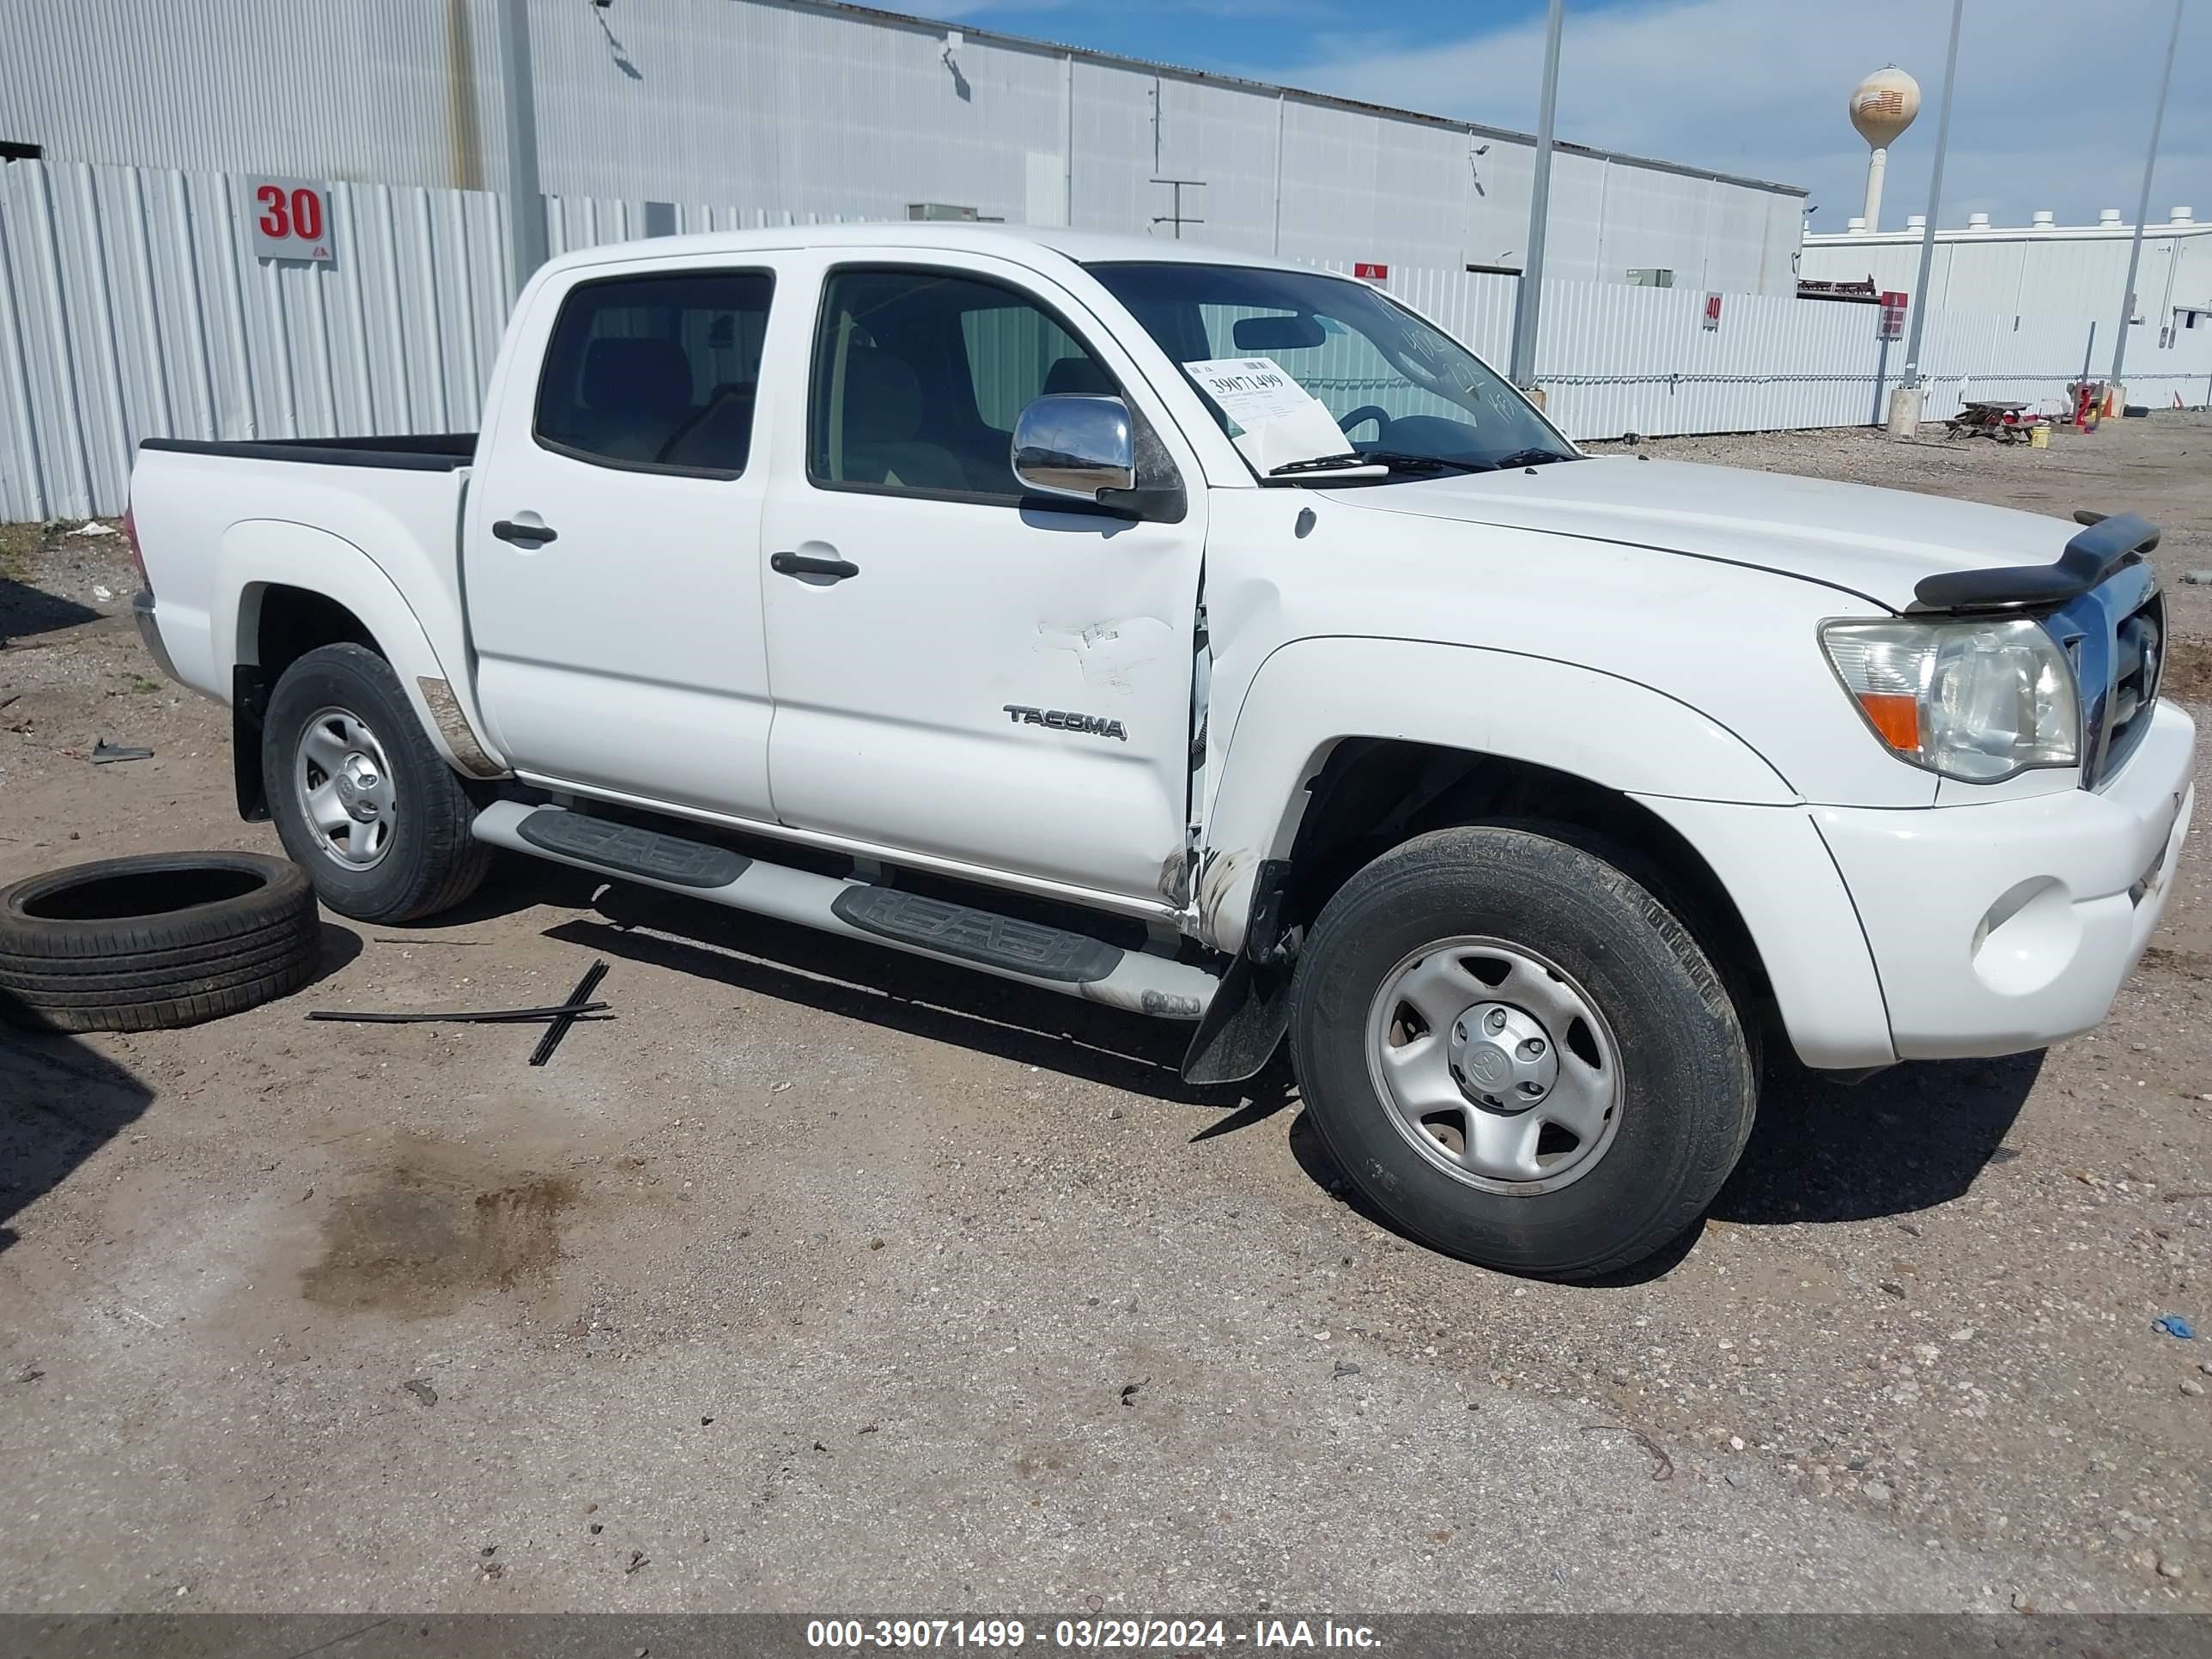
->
[[249, 177, 335, 263]]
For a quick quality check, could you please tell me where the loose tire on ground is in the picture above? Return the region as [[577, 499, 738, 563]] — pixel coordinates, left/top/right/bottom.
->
[[261, 642, 491, 924], [0, 852, 323, 1032], [1289, 823, 1759, 1280]]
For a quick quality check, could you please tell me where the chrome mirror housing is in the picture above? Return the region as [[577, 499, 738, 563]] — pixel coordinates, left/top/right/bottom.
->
[[1012, 395, 1136, 501]]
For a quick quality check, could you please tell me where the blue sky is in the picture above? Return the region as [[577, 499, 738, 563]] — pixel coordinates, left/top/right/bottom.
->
[[929, 0, 2212, 234]]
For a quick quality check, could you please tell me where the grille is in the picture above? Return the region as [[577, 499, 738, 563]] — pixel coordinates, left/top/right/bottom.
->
[[2048, 563, 2165, 790], [2102, 591, 2163, 782]]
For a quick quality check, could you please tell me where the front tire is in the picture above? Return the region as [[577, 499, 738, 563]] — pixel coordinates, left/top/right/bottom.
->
[[1289, 824, 1756, 1280], [262, 643, 490, 923]]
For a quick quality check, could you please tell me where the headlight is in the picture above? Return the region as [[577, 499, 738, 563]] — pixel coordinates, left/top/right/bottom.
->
[[1820, 617, 2079, 781]]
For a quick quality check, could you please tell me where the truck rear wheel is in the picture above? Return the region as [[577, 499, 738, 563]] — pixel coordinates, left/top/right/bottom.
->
[[262, 643, 490, 923], [1288, 823, 1757, 1280]]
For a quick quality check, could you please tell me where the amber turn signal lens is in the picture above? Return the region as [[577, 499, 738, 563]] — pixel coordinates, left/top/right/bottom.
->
[[1856, 691, 1920, 752]]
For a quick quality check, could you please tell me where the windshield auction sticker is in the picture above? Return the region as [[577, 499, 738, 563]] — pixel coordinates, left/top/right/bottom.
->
[[1183, 356, 1352, 472], [1185, 356, 1317, 428]]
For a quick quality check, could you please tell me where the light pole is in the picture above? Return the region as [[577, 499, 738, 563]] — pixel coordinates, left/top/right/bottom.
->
[[496, 0, 549, 296], [2110, 0, 2185, 395], [1890, 0, 1963, 436], [1507, 0, 1565, 392]]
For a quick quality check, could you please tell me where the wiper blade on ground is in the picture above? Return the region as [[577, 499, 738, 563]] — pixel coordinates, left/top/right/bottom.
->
[[1267, 450, 1491, 477]]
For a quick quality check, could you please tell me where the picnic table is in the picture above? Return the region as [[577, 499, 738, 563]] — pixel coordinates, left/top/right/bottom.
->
[[1945, 400, 2040, 442]]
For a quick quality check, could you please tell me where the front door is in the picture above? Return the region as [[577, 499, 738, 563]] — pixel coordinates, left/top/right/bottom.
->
[[463, 264, 781, 817], [758, 257, 1206, 905]]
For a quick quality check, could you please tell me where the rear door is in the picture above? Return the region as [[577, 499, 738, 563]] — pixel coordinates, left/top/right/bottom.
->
[[464, 262, 781, 817], [756, 252, 1208, 906]]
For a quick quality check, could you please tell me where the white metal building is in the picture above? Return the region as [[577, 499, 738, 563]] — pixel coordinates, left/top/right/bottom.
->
[[1801, 209, 2212, 351], [1, 0, 1808, 294]]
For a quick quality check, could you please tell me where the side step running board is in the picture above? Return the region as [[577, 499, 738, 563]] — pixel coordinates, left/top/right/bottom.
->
[[472, 802, 1218, 1020]]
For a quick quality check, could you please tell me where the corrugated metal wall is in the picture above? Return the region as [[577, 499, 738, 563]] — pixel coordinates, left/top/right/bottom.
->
[[2, 161, 507, 522], [7, 158, 2211, 521], [0, 160, 866, 520], [1383, 270, 2212, 441], [1530, 283, 2212, 441]]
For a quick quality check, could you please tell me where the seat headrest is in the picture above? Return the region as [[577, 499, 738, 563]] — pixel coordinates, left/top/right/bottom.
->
[[1042, 356, 1116, 398], [844, 349, 924, 443], [580, 337, 692, 416]]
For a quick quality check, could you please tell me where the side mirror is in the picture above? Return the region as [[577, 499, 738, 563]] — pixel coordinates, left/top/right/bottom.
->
[[1012, 395, 1136, 502]]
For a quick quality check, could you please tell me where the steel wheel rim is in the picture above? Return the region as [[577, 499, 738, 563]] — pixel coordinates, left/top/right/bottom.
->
[[293, 705, 397, 871], [1364, 934, 1623, 1195]]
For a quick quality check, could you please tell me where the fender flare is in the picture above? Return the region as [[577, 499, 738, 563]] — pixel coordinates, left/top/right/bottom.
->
[[216, 520, 506, 778], [1197, 635, 1796, 953]]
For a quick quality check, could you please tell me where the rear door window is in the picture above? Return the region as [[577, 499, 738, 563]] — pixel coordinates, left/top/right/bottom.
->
[[535, 270, 775, 477]]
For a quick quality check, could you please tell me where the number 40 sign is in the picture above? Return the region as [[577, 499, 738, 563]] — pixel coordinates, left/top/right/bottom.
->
[[249, 177, 335, 263]]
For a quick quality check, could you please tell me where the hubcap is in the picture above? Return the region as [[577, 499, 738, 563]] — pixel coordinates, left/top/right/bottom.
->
[[294, 707, 396, 869], [1364, 936, 1622, 1194], [1448, 1001, 1559, 1109]]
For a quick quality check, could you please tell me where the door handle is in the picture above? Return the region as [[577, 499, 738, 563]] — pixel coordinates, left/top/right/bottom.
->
[[770, 550, 860, 580], [492, 518, 557, 544]]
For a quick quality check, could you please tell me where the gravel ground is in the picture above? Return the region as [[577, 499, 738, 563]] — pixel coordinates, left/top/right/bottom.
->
[[2, 417, 2209, 1616]]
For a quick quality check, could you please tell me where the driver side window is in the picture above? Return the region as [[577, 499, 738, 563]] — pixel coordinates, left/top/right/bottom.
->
[[535, 270, 775, 477], [809, 266, 1118, 502]]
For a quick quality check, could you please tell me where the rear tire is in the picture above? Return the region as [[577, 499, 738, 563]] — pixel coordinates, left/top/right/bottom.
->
[[1289, 823, 1757, 1280], [262, 643, 490, 923]]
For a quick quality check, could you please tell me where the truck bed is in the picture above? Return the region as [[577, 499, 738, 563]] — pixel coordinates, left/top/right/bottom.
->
[[139, 433, 476, 471], [129, 435, 478, 714]]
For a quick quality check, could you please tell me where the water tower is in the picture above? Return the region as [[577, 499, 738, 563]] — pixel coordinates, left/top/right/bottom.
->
[[1850, 65, 1921, 233]]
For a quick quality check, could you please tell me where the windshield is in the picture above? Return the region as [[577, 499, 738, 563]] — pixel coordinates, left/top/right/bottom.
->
[[1085, 261, 1577, 478]]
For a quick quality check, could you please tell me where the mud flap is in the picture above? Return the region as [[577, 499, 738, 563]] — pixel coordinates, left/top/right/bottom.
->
[[232, 665, 270, 822], [1180, 951, 1292, 1085]]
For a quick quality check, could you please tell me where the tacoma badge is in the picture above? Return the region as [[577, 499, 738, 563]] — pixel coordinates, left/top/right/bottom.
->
[[1002, 703, 1127, 742]]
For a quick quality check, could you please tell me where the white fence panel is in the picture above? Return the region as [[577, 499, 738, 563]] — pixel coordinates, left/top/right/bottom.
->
[[8, 158, 2212, 519], [1369, 261, 2212, 442], [1388, 265, 1516, 363], [0, 161, 899, 517], [0, 159, 522, 520], [1540, 277, 1889, 441]]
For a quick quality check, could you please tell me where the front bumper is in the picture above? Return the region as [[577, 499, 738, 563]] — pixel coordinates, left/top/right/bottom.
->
[[131, 590, 182, 684], [1815, 699, 2196, 1060]]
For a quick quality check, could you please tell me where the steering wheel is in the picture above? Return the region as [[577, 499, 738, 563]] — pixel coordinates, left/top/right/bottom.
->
[[1339, 405, 1394, 446]]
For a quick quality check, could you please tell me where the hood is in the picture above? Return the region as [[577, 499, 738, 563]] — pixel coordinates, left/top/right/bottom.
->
[[1328, 457, 2081, 611]]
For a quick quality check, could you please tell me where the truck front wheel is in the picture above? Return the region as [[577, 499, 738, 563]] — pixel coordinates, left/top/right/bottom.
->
[[262, 643, 491, 923], [1289, 823, 1757, 1280]]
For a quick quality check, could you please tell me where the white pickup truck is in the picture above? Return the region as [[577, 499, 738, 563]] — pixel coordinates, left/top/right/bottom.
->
[[126, 225, 2193, 1279]]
